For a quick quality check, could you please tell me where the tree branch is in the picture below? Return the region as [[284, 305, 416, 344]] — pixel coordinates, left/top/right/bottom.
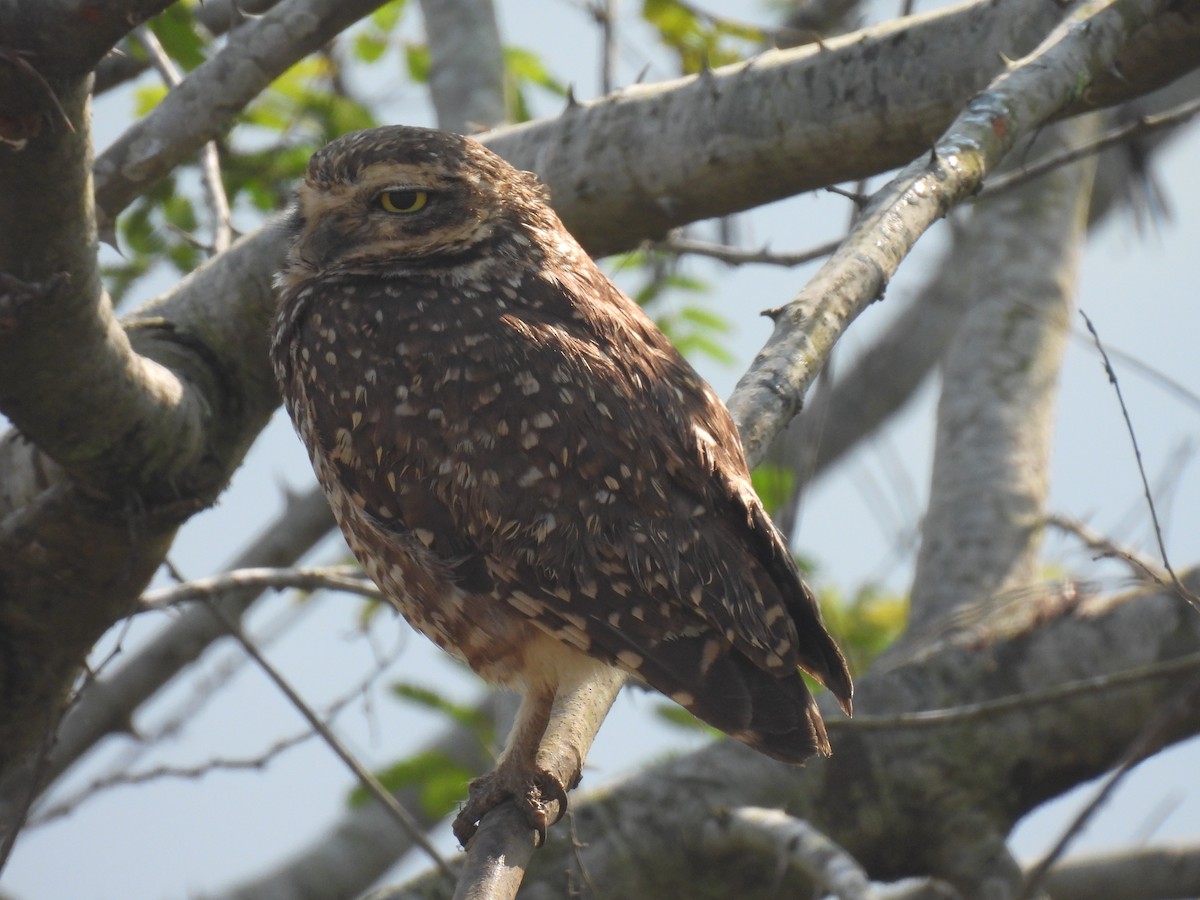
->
[[727, 0, 1170, 468], [92, 0, 391, 229], [418, 0, 507, 134], [387, 571, 1200, 898], [907, 112, 1099, 629], [0, 0, 175, 80], [1042, 845, 1200, 900]]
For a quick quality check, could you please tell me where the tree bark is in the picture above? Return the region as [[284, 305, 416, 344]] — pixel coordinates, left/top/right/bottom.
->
[[907, 114, 1100, 632]]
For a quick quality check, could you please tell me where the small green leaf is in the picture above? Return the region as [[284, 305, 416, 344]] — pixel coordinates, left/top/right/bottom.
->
[[404, 43, 431, 82], [654, 704, 721, 736], [134, 84, 169, 117], [391, 682, 492, 734], [750, 463, 796, 519], [347, 750, 473, 819]]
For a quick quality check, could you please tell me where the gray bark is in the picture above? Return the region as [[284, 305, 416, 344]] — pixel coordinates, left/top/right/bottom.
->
[[908, 115, 1100, 631], [418, 0, 507, 134]]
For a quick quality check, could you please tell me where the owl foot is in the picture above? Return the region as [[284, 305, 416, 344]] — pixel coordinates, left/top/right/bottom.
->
[[452, 764, 574, 848]]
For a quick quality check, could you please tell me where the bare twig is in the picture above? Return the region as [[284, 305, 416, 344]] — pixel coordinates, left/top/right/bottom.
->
[[1017, 675, 1200, 899], [984, 95, 1200, 198], [134, 27, 234, 255], [140, 564, 381, 610], [838, 649, 1200, 731], [1080, 310, 1200, 609], [29, 638, 397, 826], [652, 234, 841, 268], [418, 0, 507, 134], [205, 602, 457, 885], [451, 803, 535, 900], [1046, 513, 1169, 584]]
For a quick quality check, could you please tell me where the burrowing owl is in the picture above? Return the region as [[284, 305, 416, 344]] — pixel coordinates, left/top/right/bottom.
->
[[272, 125, 852, 845]]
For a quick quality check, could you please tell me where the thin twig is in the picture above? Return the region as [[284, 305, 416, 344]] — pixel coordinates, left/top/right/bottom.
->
[[140, 564, 382, 610], [835, 649, 1200, 731], [1046, 513, 1168, 585], [204, 602, 456, 885], [652, 234, 840, 268], [1017, 675, 1200, 899], [134, 27, 233, 254], [1080, 310, 1200, 610], [984, 96, 1200, 198], [29, 624, 397, 827]]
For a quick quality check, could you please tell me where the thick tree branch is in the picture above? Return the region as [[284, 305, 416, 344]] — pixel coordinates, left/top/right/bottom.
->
[[1042, 845, 1200, 900], [0, 1, 174, 80], [418, 0, 507, 134], [907, 113, 1099, 630]]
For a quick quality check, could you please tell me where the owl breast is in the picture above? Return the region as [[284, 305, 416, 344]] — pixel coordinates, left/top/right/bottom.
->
[[277, 271, 568, 684]]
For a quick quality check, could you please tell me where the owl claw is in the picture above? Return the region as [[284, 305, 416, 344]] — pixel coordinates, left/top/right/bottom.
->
[[453, 766, 571, 848]]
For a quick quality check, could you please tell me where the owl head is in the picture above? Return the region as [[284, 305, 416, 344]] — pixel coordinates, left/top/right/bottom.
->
[[279, 125, 550, 282]]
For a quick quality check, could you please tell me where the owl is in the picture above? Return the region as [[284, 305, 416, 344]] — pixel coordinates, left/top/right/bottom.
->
[[271, 125, 852, 846]]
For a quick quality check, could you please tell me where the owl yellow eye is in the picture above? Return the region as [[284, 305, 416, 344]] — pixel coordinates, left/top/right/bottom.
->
[[377, 189, 429, 214]]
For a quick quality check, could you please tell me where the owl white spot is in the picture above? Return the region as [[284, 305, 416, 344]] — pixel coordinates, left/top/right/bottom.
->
[[351, 411, 362, 429], [671, 692, 695, 707], [521, 432, 539, 449], [532, 412, 555, 429], [509, 590, 544, 616], [414, 528, 435, 547], [617, 650, 644, 669], [387, 472, 397, 491], [324, 351, 337, 365], [603, 475, 619, 490], [518, 466, 544, 487], [700, 639, 723, 676], [365, 369, 378, 385], [515, 372, 540, 395]]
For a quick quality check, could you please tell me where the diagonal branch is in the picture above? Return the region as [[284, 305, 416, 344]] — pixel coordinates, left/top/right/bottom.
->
[[726, 0, 1171, 467], [93, 0, 391, 229]]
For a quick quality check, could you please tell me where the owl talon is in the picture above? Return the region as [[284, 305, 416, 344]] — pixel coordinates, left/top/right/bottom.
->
[[453, 767, 571, 848]]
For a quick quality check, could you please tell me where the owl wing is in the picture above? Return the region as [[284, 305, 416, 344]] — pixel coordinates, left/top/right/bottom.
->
[[322, 269, 851, 749]]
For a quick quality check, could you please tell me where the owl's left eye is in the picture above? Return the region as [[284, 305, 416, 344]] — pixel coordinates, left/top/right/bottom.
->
[[377, 189, 429, 214]]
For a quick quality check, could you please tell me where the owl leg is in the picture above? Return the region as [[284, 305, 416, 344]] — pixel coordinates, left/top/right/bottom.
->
[[453, 659, 627, 847]]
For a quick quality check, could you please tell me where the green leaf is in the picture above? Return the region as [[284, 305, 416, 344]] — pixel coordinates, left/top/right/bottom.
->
[[654, 703, 720, 736], [391, 682, 492, 734], [404, 43, 431, 82], [347, 750, 473, 819], [148, 3, 208, 72], [134, 84, 169, 117], [750, 463, 796, 519]]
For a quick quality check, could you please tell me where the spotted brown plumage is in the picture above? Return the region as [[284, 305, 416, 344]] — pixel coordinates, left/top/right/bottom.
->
[[271, 125, 853, 844]]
